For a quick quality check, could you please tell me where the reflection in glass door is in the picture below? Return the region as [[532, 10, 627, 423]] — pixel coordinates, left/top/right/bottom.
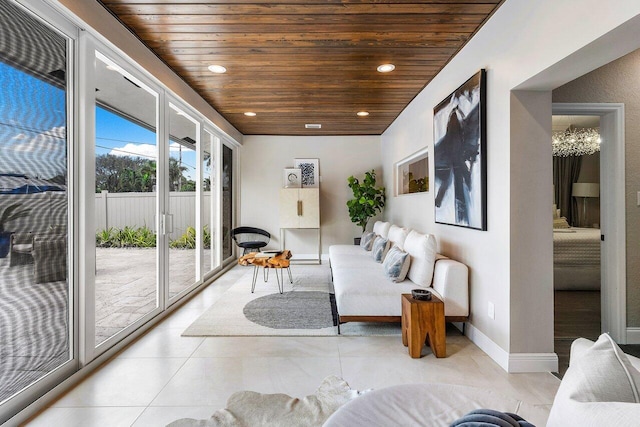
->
[[94, 52, 159, 346], [168, 104, 198, 299], [0, 0, 71, 408]]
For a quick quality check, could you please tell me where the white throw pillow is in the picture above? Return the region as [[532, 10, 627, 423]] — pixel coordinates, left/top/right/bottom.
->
[[547, 333, 640, 426], [404, 231, 437, 288], [360, 231, 376, 251], [372, 221, 391, 239], [387, 225, 411, 251], [383, 246, 411, 282], [371, 237, 390, 263]]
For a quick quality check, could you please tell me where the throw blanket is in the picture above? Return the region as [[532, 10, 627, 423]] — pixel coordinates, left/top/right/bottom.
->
[[450, 409, 535, 427], [167, 375, 364, 427]]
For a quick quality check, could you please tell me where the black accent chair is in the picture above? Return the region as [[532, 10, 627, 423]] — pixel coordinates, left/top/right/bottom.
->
[[231, 227, 270, 255]]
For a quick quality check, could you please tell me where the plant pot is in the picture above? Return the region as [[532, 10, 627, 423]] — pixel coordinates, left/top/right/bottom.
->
[[353, 237, 361, 246], [0, 231, 12, 258]]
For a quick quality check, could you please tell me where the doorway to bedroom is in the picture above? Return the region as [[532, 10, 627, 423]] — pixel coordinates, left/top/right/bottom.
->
[[551, 114, 602, 376]]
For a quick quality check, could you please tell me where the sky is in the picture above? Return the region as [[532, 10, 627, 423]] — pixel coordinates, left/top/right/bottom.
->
[[0, 61, 197, 182]]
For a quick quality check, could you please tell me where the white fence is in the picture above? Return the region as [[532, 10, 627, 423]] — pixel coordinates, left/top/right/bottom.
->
[[0, 191, 213, 240], [96, 191, 213, 239]]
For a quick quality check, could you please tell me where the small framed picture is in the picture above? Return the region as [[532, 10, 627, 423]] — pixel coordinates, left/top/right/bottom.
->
[[395, 148, 429, 196], [294, 158, 319, 188], [283, 168, 302, 188]]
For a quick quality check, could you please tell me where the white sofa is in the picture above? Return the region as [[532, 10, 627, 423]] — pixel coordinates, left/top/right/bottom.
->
[[329, 221, 469, 328]]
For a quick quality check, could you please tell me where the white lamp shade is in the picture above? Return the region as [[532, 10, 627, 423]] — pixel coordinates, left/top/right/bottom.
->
[[572, 182, 600, 198]]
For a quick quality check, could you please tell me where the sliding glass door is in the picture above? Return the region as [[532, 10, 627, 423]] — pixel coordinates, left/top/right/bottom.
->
[[202, 130, 221, 275], [222, 144, 234, 261], [167, 102, 199, 300], [93, 51, 160, 348], [0, 0, 74, 420]]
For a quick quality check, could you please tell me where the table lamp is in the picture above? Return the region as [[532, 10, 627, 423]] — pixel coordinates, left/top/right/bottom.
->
[[572, 182, 599, 227]]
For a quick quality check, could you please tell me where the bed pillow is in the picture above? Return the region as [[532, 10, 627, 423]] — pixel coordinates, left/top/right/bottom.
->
[[372, 221, 391, 239], [547, 333, 640, 426], [371, 237, 390, 263], [387, 225, 411, 251], [383, 246, 411, 282], [553, 217, 570, 229], [360, 231, 376, 251], [404, 231, 437, 288]]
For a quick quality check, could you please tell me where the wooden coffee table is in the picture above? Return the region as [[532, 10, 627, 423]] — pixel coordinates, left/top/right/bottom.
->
[[401, 293, 446, 358]]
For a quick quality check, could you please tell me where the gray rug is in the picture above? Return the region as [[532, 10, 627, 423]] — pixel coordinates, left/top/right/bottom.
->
[[243, 291, 334, 329]]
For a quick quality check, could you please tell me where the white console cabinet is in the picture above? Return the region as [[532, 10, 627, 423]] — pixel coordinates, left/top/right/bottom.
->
[[279, 188, 320, 262]]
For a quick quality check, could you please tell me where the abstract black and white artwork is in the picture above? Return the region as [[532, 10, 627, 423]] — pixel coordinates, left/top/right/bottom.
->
[[433, 69, 487, 230], [294, 158, 319, 188]]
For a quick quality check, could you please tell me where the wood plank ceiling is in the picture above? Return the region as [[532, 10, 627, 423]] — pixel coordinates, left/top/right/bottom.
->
[[99, 1, 504, 136]]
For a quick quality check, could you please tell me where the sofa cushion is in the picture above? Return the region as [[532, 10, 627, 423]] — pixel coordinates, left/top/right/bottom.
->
[[383, 246, 411, 282], [387, 225, 411, 250], [360, 232, 376, 251], [404, 231, 437, 288], [371, 237, 390, 263], [547, 333, 640, 426], [372, 221, 391, 238]]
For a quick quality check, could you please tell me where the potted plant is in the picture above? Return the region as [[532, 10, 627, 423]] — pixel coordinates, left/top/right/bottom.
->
[[0, 203, 31, 258], [347, 170, 386, 243]]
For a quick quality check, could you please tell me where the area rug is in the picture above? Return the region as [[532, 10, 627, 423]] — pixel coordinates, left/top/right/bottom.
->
[[182, 264, 401, 337], [167, 375, 364, 427]]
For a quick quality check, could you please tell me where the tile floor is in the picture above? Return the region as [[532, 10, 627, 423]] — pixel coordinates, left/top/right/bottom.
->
[[25, 267, 561, 426]]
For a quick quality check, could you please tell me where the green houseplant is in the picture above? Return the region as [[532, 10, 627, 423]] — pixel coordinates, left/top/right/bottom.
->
[[347, 170, 386, 236], [0, 203, 31, 258]]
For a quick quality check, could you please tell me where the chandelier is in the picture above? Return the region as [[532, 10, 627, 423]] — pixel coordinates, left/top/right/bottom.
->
[[552, 127, 601, 157]]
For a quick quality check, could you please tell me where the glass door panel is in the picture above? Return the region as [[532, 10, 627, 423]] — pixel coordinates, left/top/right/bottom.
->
[[168, 103, 198, 299], [94, 53, 159, 346], [202, 131, 212, 274], [0, 0, 71, 406], [222, 144, 234, 261]]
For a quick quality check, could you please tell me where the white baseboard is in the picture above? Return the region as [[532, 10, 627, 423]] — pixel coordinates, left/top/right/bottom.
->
[[508, 353, 558, 373], [465, 323, 558, 373], [626, 328, 640, 344], [465, 323, 509, 371]]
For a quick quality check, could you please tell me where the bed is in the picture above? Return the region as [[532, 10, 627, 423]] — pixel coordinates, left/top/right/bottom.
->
[[553, 227, 601, 290]]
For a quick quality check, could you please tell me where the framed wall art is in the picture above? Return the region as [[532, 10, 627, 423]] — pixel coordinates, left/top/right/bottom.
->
[[294, 158, 319, 188], [395, 148, 429, 196], [283, 168, 301, 188], [433, 69, 487, 230]]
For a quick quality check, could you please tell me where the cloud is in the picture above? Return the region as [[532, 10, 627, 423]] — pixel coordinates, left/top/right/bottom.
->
[[109, 142, 182, 159], [0, 126, 66, 179], [109, 143, 156, 159]]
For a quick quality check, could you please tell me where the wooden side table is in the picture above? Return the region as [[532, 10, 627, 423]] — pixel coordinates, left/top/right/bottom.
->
[[401, 293, 446, 358]]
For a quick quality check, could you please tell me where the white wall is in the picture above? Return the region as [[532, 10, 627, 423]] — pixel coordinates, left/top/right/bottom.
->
[[381, 0, 640, 366], [239, 135, 381, 257]]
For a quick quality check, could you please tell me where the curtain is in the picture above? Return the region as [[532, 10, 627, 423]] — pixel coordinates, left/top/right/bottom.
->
[[553, 155, 582, 226]]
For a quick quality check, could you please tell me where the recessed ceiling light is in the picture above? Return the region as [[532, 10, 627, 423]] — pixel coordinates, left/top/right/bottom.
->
[[377, 63, 395, 73], [357, 111, 369, 117], [244, 112, 257, 116], [207, 64, 227, 74], [305, 124, 322, 129]]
